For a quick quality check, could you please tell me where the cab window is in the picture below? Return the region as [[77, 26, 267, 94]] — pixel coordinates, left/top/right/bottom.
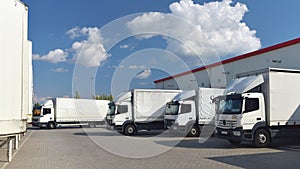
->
[[180, 104, 191, 114], [244, 98, 259, 113], [43, 108, 51, 115], [117, 105, 128, 114]]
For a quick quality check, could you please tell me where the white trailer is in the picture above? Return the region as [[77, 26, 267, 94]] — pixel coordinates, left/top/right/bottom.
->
[[215, 68, 300, 147], [32, 98, 109, 129], [107, 89, 181, 135], [0, 0, 32, 162], [164, 88, 224, 137]]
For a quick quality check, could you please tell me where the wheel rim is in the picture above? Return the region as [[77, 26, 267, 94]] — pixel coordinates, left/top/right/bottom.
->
[[258, 133, 267, 144], [48, 123, 55, 129], [191, 128, 197, 135], [128, 127, 134, 134]]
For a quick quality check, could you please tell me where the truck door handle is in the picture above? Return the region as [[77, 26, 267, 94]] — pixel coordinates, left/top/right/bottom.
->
[[256, 117, 261, 121], [125, 117, 129, 120], [189, 117, 192, 119]]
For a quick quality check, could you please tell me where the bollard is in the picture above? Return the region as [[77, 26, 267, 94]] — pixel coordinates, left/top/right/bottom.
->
[[7, 137, 13, 162], [14, 135, 19, 150]]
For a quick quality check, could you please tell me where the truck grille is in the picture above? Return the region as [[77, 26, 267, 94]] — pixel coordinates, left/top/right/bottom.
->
[[217, 120, 237, 129], [32, 118, 39, 122]]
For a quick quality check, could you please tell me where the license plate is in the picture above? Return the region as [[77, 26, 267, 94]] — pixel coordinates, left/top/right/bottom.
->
[[221, 131, 228, 135]]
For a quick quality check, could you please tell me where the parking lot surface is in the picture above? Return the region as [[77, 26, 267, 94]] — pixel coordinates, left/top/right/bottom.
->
[[1, 126, 300, 169]]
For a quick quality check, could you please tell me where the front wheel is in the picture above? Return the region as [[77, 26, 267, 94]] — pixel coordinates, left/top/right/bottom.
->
[[89, 122, 96, 128], [187, 125, 200, 137], [253, 128, 271, 148], [124, 124, 136, 136], [47, 122, 56, 129]]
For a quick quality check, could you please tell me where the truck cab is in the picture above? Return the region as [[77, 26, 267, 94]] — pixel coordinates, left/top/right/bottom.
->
[[106, 92, 135, 135], [106, 102, 116, 126], [215, 72, 272, 147], [32, 100, 55, 129], [165, 90, 199, 137], [215, 93, 266, 145]]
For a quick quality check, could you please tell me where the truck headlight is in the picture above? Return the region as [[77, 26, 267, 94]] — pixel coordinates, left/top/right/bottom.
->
[[233, 131, 241, 136]]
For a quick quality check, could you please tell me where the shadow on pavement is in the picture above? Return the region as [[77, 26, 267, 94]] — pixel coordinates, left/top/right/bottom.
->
[[207, 151, 300, 169], [155, 136, 300, 149]]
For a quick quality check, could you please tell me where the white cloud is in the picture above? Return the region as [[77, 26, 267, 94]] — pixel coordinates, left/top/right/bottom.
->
[[129, 65, 146, 69], [34, 27, 110, 68], [33, 49, 68, 63], [70, 27, 110, 67], [66, 27, 82, 39], [33, 96, 52, 104], [50, 67, 69, 73], [120, 44, 129, 49], [135, 68, 152, 79], [127, 0, 261, 60]]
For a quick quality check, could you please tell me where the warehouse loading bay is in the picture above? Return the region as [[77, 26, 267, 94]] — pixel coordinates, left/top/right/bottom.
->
[[1, 126, 300, 169]]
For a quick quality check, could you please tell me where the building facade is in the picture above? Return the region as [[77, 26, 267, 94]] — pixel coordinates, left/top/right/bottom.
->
[[154, 38, 300, 90]]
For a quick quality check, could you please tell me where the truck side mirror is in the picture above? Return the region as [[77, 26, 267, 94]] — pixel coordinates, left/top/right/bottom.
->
[[211, 96, 219, 103]]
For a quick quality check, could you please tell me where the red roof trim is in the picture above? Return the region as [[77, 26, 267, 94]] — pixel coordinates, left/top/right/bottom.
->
[[154, 37, 300, 83]]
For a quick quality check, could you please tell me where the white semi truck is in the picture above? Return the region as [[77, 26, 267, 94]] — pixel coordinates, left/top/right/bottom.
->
[[107, 89, 181, 135], [215, 68, 300, 147], [32, 98, 109, 129], [164, 88, 224, 137], [0, 0, 32, 162]]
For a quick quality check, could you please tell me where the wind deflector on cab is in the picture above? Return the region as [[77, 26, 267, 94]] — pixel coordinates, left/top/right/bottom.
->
[[225, 74, 264, 94]]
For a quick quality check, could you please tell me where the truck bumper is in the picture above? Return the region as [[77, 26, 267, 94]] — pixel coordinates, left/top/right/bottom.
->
[[166, 123, 189, 135], [168, 125, 186, 132], [32, 122, 47, 128], [215, 127, 245, 142], [105, 121, 115, 130], [165, 119, 184, 131]]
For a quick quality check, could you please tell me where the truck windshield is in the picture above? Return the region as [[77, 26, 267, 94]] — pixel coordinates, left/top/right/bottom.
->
[[107, 103, 116, 115], [32, 106, 42, 116], [165, 102, 179, 115], [217, 96, 242, 114]]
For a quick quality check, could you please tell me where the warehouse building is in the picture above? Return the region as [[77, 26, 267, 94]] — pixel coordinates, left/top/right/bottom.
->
[[154, 37, 300, 90]]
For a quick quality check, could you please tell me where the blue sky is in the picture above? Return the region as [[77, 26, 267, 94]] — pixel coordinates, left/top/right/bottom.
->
[[22, 0, 300, 101]]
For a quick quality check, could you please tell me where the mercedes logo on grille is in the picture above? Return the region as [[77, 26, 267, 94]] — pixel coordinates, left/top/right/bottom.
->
[[223, 120, 226, 126]]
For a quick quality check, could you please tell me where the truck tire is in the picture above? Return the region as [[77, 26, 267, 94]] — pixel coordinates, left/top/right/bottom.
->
[[253, 128, 271, 148], [124, 124, 136, 136], [89, 122, 96, 128], [187, 125, 200, 137], [47, 122, 56, 129]]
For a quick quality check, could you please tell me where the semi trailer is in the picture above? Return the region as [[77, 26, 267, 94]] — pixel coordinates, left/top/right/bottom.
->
[[0, 0, 32, 162]]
